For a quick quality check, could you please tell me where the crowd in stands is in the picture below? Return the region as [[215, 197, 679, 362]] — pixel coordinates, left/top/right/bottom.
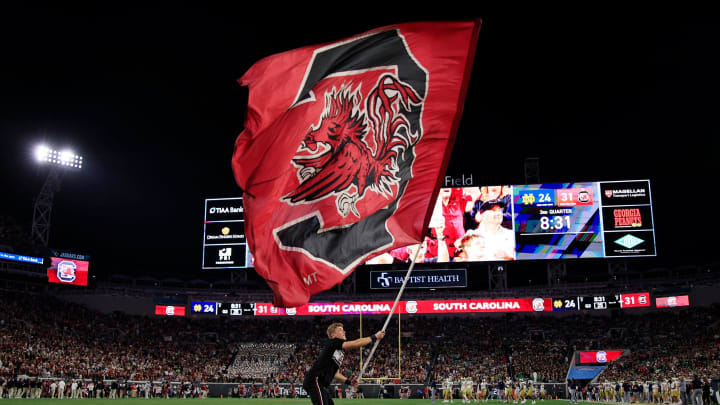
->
[[1, 289, 719, 399], [228, 343, 296, 379]]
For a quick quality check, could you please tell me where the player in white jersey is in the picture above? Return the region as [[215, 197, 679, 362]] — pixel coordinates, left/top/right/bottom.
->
[[443, 377, 454, 403], [504, 379, 513, 403], [518, 382, 527, 404], [528, 383, 536, 404], [462, 378, 474, 403], [664, 380, 673, 404], [670, 379, 680, 405], [475, 379, 487, 402], [478, 380, 488, 403]]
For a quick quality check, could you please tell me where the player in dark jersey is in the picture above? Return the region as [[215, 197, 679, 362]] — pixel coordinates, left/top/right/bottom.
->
[[303, 322, 385, 405]]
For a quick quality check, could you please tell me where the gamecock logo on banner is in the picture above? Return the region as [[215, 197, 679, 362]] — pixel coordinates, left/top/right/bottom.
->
[[273, 30, 428, 273]]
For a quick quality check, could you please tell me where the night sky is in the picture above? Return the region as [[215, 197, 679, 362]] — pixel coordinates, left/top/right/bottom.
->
[[1, 4, 717, 284]]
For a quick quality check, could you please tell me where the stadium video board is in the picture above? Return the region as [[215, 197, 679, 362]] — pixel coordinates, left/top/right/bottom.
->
[[0, 251, 44, 265], [202, 198, 253, 269], [579, 350, 624, 364], [656, 295, 690, 308], [154, 305, 186, 316], [47, 256, 90, 286], [366, 180, 655, 264]]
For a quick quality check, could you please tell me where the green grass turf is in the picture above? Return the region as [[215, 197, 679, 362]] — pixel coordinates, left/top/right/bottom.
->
[[0, 400, 571, 405]]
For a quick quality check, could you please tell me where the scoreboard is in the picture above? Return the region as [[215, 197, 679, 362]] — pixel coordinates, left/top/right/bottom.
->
[[202, 198, 253, 269], [514, 182, 602, 259], [514, 180, 656, 260], [576, 295, 621, 310], [364, 179, 655, 265], [554, 292, 650, 311], [205, 181, 655, 269]]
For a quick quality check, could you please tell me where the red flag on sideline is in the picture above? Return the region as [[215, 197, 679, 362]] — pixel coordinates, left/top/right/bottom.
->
[[232, 20, 481, 307]]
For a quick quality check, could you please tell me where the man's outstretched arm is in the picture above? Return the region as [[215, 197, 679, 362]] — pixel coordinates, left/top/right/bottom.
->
[[342, 330, 385, 350]]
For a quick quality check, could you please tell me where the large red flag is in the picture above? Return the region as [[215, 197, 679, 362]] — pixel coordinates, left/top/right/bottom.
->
[[232, 21, 481, 307]]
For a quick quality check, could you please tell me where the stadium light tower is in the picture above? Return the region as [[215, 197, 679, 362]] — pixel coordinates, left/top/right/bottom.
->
[[31, 144, 84, 246]]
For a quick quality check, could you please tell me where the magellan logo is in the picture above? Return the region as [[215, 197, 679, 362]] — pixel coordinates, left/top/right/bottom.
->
[[615, 234, 644, 249], [606, 188, 647, 199]]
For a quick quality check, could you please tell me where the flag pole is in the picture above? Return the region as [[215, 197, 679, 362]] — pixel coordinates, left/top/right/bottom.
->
[[358, 245, 422, 381]]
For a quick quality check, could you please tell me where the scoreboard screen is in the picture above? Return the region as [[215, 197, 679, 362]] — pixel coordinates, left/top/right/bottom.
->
[[514, 182, 602, 259], [217, 302, 256, 316], [577, 295, 622, 310], [155, 305, 185, 316], [47, 256, 90, 287], [579, 350, 624, 364], [365, 179, 655, 265], [656, 295, 689, 308], [202, 198, 253, 269]]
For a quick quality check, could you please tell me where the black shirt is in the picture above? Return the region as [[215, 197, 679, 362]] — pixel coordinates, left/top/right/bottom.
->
[[305, 338, 345, 387]]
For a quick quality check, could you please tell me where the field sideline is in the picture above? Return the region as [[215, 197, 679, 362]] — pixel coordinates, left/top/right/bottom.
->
[[0, 400, 573, 405]]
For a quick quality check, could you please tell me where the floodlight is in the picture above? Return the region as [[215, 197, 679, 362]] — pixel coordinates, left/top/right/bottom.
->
[[34, 145, 84, 169], [35, 145, 49, 162]]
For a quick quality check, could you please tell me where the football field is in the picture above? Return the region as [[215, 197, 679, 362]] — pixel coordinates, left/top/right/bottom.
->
[[0, 400, 572, 405]]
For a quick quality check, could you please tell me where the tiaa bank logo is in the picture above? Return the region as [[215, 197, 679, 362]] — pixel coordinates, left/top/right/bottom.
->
[[57, 260, 77, 283], [596, 351, 608, 363]]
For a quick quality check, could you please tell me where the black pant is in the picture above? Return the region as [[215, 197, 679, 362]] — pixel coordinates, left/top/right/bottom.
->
[[304, 376, 334, 405]]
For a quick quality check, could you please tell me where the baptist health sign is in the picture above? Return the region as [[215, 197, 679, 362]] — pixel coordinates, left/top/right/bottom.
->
[[370, 269, 467, 289]]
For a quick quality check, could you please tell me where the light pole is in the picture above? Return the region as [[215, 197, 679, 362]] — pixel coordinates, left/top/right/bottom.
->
[[31, 145, 83, 247]]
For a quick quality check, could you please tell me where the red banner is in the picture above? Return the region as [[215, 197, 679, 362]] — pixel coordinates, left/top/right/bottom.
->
[[231, 21, 481, 307], [579, 350, 624, 363], [656, 295, 689, 308], [154, 305, 186, 316], [47, 257, 89, 286], [254, 298, 552, 316]]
